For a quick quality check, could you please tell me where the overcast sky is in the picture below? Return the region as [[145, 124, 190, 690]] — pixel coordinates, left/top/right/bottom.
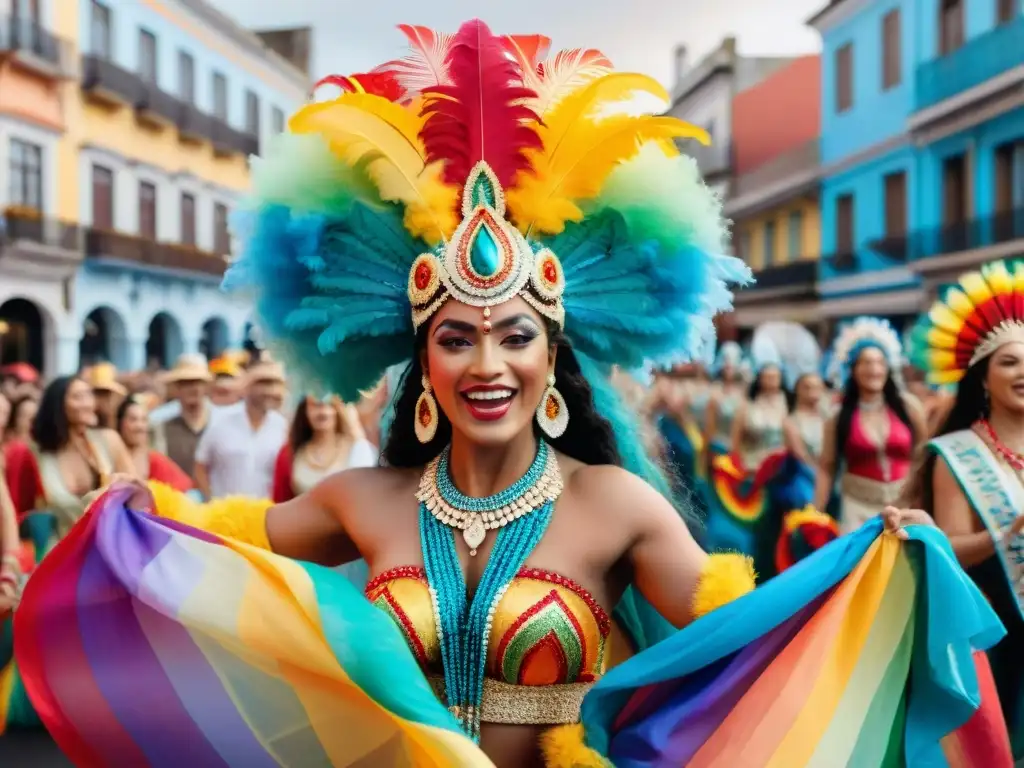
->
[[209, 0, 825, 88]]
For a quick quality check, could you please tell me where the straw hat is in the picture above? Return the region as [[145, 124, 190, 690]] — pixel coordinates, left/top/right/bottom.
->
[[82, 362, 127, 396], [162, 353, 214, 384]]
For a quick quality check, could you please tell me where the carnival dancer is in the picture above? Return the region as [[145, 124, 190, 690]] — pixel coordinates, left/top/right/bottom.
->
[[703, 341, 747, 462], [908, 259, 1024, 758], [814, 318, 928, 534], [116, 395, 194, 494], [11, 21, 1008, 768]]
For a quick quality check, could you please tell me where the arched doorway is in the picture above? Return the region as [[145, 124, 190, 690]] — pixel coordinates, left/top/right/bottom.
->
[[145, 313, 184, 370], [79, 306, 127, 369], [0, 298, 45, 372], [200, 317, 230, 360]]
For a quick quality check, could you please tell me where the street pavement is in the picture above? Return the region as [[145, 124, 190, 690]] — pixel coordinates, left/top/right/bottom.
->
[[0, 729, 72, 766]]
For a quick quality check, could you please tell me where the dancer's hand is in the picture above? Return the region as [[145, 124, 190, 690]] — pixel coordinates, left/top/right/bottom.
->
[[100, 473, 154, 512], [882, 506, 935, 540]]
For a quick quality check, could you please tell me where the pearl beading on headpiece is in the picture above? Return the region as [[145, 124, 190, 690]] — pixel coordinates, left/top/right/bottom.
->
[[969, 320, 1024, 367], [407, 162, 565, 330]]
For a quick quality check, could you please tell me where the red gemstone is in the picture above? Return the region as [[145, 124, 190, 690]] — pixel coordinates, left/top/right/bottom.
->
[[418, 399, 432, 426], [543, 260, 558, 284], [415, 262, 433, 291]]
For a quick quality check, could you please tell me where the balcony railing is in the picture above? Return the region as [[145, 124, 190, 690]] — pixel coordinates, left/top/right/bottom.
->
[[135, 81, 180, 125], [910, 207, 1024, 260], [85, 229, 227, 276], [176, 101, 211, 141], [81, 54, 143, 104], [750, 259, 818, 291], [867, 235, 910, 264], [2, 208, 81, 251], [0, 15, 71, 72], [916, 15, 1024, 111], [824, 250, 859, 274]]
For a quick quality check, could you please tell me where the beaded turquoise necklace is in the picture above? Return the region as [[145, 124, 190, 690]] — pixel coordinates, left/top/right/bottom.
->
[[418, 441, 562, 740]]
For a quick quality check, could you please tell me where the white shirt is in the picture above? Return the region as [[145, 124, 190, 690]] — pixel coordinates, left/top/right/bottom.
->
[[194, 406, 288, 499]]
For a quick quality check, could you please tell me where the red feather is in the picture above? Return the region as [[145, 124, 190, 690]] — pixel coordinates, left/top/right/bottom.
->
[[419, 19, 542, 189], [312, 72, 405, 102]]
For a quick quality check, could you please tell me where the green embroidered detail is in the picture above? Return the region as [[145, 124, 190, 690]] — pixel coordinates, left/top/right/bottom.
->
[[500, 598, 583, 684]]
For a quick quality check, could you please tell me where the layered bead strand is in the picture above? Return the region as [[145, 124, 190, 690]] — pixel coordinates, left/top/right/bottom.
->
[[419, 442, 559, 740]]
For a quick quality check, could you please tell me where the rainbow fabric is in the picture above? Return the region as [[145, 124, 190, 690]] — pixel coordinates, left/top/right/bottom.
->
[[15, 487, 1010, 767]]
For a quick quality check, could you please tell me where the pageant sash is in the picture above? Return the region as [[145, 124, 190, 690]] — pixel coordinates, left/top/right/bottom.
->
[[930, 430, 1024, 622]]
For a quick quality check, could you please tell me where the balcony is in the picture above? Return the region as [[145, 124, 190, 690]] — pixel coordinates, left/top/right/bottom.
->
[[210, 117, 259, 157], [0, 208, 84, 281], [81, 54, 143, 107], [733, 258, 818, 312], [824, 249, 859, 274], [866, 235, 910, 264], [908, 206, 1024, 275], [915, 15, 1024, 113], [176, 101, 211, 142], [85, 229, 227, 277], [0, 15, 75, 79], [134, 81, 179, 128]]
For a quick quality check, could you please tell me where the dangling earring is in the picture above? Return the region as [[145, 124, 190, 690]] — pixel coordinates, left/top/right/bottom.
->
[[415, 374, 438, 444], [536, 373, 569, 439]]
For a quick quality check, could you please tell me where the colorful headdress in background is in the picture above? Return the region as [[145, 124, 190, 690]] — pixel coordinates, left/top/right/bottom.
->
[[752, 321, 821, 389], [711, 340, 744, 377], [224, 20, 750, 407], [909, 259, 1024, 386], [826, 316, 904, 388]]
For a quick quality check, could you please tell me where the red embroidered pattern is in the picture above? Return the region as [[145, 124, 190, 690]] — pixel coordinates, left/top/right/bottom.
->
[[516, 567, 611, 636], [364, 565, 426, 595], [517, 631, 570, 685], [454, 210, 514, 288], [374, 589, 429, 668]]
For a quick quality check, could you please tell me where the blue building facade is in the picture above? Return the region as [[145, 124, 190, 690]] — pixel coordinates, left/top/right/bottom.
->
[[810, 0, 1024, 331]]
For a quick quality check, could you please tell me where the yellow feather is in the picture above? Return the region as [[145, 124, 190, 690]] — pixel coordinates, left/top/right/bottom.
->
[[958, 272, 993, 308], [927, 304, 965, 334], [926, 326, 958, 349], [289, 93, 457, 244], [983, 260, 1012, 296], [508, 73, 708, 236], [928, 349, 958, 369], [930, 368, 965, 386], [943, 287, 976, 319]]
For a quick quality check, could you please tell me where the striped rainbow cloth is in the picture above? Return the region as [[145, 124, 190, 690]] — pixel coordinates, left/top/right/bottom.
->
[[14, 484, 1012, 767]]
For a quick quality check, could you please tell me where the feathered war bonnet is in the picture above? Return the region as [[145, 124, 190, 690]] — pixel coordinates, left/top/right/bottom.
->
[[825, 316, 905, 389], [225, 21, 749, 461]]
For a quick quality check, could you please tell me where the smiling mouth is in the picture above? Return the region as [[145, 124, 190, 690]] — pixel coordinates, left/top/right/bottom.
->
[[460, 387, 517, 422]]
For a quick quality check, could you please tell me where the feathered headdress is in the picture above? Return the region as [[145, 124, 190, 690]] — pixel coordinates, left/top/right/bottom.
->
[[711, 340, 744, 376], [752, 322, 822, 389], [226, 19, 749, 416], [825, 317, 903, 388], [909, 259, 1024, 386]]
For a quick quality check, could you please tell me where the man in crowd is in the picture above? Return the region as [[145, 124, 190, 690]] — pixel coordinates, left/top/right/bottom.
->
[[193, 356, 287, 499], [151, 354, 216, 482]]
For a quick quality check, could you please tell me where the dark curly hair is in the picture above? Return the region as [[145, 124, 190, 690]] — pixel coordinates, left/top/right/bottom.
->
[[382, 319, 622, 469]]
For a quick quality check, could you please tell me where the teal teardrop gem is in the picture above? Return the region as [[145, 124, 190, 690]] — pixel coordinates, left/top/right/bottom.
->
[[470, 224, 501, 278]]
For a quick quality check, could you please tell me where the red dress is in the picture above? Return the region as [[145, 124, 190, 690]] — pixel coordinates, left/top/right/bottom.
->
[[146, 451, 193, 493]]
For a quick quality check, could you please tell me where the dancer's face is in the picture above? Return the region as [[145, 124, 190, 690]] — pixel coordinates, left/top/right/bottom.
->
[[986, 342, 1024, 415], [119, 402, 149, 449], [305, 396, 340, 434], [758, 365, 782, 394], [424, 297, 554, 448], [853, 347, 888, 395], [65, 378, 99, 428], [796, 374, 823, 407]]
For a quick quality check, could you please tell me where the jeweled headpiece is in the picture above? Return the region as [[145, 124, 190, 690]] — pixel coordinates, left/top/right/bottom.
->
[[224, 19, 750, 405], [826, 317, 904, 389], [909, 259, 1024, 385]]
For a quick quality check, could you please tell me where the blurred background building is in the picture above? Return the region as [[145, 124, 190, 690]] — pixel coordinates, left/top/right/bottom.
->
[[0, 0, 310, 376]]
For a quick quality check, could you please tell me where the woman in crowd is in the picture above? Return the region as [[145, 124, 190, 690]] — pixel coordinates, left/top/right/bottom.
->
[[703, 340, 748, 462], [272, 394, 378, 502], [116, 395, 193, 494], [14, 21, 1003, 768], [4, 396, 36, 445], [814, 317, 927, 534], [908, 259, 1024, 758]]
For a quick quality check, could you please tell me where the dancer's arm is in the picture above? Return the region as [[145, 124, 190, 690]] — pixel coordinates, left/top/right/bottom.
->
[[932, 456, 1022, 568], [812, 415, 837, 510], [783, 416, 816, 468]]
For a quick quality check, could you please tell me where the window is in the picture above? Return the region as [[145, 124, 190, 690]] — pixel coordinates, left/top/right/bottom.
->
[[138, 29, 157, 83], [939, 0, 965, 55], [180, 192, 196, 246], [994, 142, 1024, 239], [739, 230, 751, 262], [882, 10, 901, 90], [178, 51, 195, 104], [763, 220, 776, 265], [272, 107, 285, 134], [214, 203, 230, 254], [90, 0, 111, 59], [8, 139, 42, 211], [787, 210, 803, 259], [245, 90, 260, 135], [942, 154, 967, 225], [883, 172, 907, 236], [835, 43, 853, 113], [836, 194, 854, 253], [139, 181, 157, 239], [91, 164, 114, 229], [212, 72, 228, 121], [997, 0, 1017, 24]]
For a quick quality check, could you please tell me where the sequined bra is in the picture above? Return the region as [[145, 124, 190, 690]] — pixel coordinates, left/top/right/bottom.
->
[[366, 566, 611, 687]]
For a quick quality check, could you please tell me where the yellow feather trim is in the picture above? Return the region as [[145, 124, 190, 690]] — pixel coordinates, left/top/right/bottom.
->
[[691, 553, 755, 619], [146, 481, 271, 550], [507, 73, 708, 236], [289, 93, 458, 245], [540, 724, 610, 768]]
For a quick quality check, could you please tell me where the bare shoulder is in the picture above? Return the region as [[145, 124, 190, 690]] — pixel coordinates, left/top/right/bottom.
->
[[317, 464, 419, 506], [560, 458, 678, 536], [901, 391, 925, 417]]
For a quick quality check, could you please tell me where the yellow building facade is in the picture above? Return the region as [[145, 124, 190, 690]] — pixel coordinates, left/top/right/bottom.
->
[[735, 195, 821, 272]]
